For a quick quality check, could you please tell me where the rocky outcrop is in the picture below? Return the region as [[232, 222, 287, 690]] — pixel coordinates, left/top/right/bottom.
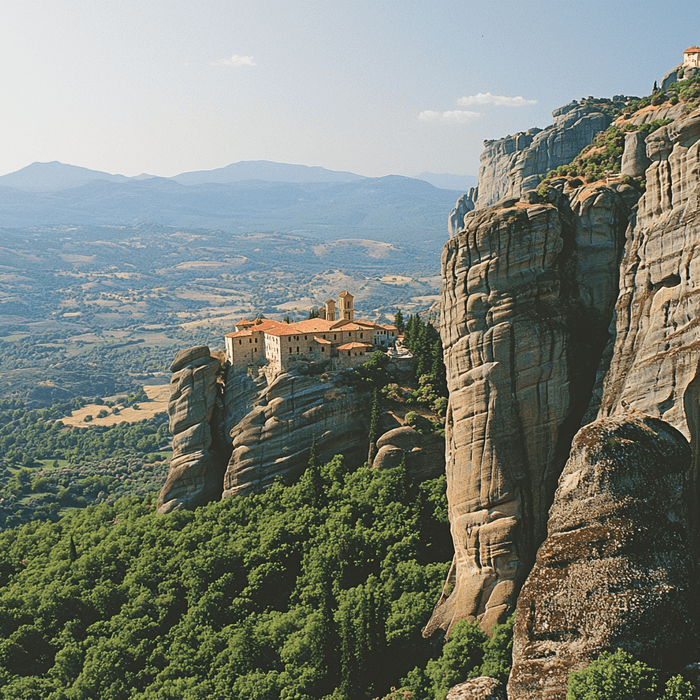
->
[[157, 346, 229, 513], [371, 425, 444, 480], [597, 108, 700, 555], [476, 98, 629, 208], [620, 131, 650, 178], [507, 413, 696, 700], [222, 368, 371, 497], [449, 188, 478, 237], [425, 180, 634, 636], [446, 676, 506, 700]]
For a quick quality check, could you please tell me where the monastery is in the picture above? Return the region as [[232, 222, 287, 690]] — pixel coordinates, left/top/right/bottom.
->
[[684, 46, 700, 69], [224, 291, 398, 374]]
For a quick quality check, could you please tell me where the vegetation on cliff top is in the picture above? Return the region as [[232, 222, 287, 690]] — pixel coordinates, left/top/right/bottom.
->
[[538, 74, 700, 190]]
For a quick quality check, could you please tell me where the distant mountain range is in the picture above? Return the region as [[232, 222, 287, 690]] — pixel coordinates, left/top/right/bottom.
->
[[0, 160, 476, 191], [0, 162, 475, 248]]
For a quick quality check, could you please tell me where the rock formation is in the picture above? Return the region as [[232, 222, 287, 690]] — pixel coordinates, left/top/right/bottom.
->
[[424, 180, 635, 636], [475, 98, 629, 208], [507, 413, 696, 700], [157, 346, 229, 514], [371, 425, 444, 480], [597, 108, 700, 556], [222, 367, 371, 497], [446, 677, 507, 700], [448, 188, 478, 237]]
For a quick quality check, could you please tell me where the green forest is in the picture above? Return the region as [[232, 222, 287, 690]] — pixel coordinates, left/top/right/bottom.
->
[[0, 454, 512, 700]]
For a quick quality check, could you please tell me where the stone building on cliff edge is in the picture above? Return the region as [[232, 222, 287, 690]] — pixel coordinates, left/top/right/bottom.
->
[[684, 46, 700, 69], [224, 291, 398, 375]]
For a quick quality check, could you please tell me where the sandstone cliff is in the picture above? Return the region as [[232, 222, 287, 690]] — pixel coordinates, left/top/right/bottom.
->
[[597, 108, 700, 556], [474, 97, 629, 209], [159, 352, 445, 505], [157, 346, 229, 514], [424, 179, 635, 635], [508, 413, 697, 700], [222, 367, 371, 497]]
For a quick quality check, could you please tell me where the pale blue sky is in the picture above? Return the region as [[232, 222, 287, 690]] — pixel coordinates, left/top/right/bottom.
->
[[1, 0, 698, 178]]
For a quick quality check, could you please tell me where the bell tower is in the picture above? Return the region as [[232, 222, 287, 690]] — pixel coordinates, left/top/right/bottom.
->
[[338, 291, 354, 320]]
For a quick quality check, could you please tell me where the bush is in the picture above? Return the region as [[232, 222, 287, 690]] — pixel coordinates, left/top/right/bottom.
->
[[567, 649, 697, 700], [567, 650, 657, 700]]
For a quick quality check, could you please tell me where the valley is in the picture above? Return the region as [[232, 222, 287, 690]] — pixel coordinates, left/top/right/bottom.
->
[[0, 224, 442, 404]]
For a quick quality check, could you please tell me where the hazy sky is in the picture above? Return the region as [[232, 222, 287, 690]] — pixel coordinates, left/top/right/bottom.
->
[[2, 1, 698, 179]]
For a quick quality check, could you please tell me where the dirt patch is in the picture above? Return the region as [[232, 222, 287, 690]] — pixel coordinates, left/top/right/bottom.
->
[[61, 384, 170, 427]]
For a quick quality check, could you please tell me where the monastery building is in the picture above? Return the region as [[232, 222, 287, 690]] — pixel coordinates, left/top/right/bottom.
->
[[225, 291, 398, 374]]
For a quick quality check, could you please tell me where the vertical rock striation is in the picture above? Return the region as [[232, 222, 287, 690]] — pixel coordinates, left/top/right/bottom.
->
[[597, 108, 700, 555], [425, 182, 633, 635], [222, 369, 371, 497], [157, 346, 229, 513], [507, 413, 696, 700]]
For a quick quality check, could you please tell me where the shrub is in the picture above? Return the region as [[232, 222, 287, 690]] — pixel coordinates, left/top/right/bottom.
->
[[567, 649, 658, 700]]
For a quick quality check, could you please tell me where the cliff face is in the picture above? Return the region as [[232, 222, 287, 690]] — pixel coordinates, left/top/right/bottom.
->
[[425, 181, 634, 635], [222, 368, 370, 497], [597, 108, 700, 554], [157, 346, 229, 514], [475, 98, 628, 209], [159, 353, 445, 505], [508, 413, 696, 700]]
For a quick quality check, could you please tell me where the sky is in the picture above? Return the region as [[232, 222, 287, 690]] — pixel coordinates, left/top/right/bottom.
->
[[2, 0, 699, 179]]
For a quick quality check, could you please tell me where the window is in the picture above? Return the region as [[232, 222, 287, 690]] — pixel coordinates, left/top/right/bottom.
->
[[289, 347, 292, 354], [334, 334, 337, 339], [255, 337, 258, 343], [238, 339, 242, 345], [296, 346, 299, 353]]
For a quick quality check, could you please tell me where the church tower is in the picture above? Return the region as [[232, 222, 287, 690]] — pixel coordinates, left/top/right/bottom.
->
[[338, 291, 354, 320], [324, 299, 336, 322]]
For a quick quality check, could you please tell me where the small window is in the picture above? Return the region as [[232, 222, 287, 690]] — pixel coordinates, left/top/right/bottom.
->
[[360, 332, 363, 338], [249, 339, 252, 343], [334, 334, 337, 339], [238, 339, 242, 345], [255, 337, 258, 343], [296, 346, 299, 353], [289, 347, 292, 354], [305, 335, 307, 340]]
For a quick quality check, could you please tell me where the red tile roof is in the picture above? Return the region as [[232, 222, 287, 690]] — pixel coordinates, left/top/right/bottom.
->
[[339, 290, 353, 297], [225, 329, 253, 338], [685, 47, 700, 54], [337, 342, 371, 350], [265, 318, 338, 337]]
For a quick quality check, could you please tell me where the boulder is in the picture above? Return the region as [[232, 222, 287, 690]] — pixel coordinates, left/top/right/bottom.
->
[[446, 676, 506, 700], [507, 413, 697, 700], [372, 425, 444, 479]]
